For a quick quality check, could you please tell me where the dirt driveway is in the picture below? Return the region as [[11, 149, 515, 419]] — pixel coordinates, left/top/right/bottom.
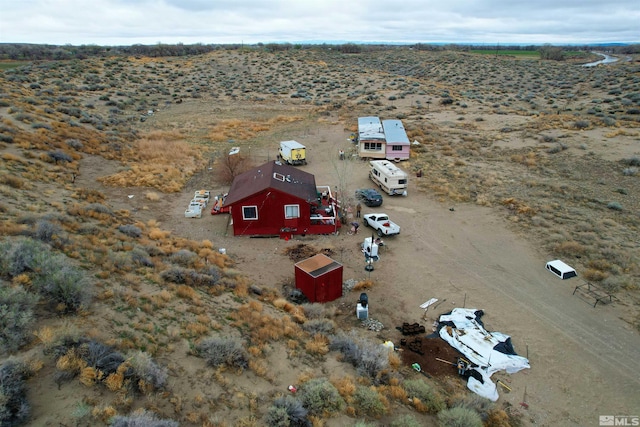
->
[[79, 118, 640, 427]]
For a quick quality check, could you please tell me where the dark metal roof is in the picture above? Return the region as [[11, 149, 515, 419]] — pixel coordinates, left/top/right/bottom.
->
[[224, 161, 318, 206]]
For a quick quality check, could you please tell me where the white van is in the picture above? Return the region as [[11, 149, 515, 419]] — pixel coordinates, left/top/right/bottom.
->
[[369, 160, 408, 195], [545, 259, 577, 279]]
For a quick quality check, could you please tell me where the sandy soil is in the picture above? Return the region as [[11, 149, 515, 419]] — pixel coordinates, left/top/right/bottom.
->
[[74, 115, 640, 426]]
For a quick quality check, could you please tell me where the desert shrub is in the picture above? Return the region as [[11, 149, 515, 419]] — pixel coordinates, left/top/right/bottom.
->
[[109, 410, 179, 427], [169, 249, 197, 267], [35, 220, 62, 243], [329, 332, 389, 381], [81, 340, 126, 376], [437, 406, 483, 427], [389, 414, 422, 427], [301, 318, 336, 335], [353, 386, 387, 418], [118, 224, 142, 238], [0, 238, 48, 277], [450, 394, 494, 421], [403, 379, 445, 413], [161, 267, 188, 284], [66, 139, 83, 150], [299, 377, 345, 417], [196, 337, 248, 370], [573, 120, 590, 129], [0, 286, 38, 353], [30, 254, 93, 313], [47, 150, 73, 164], [607, 202, 623, 211], [131, 249, 154, 267], [553, 240, 587, 257], [622, 156, 640, 166], [622, 167, 638, 176], [0, 359, 31, 426], [264, 395, 310, 427], [128, 351, 167, 390], [85, 203, 113, 216], [301, 303, 327, 319], [161, 267, 219, 287]]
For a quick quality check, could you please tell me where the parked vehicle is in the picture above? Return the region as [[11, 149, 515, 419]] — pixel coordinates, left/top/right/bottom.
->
[[369, 160, 408, 195], [355, 188, 383, 207], [278, 140, 307, 165], [185, 201, 203, 218], [363, 213, 400, 236], [546, 260, 577, 279], [193, 190, 210, 206]]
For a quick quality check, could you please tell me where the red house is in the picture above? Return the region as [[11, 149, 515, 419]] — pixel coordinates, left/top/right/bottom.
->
[[295, 254, 343, 303], [224, 161, 341, 237]]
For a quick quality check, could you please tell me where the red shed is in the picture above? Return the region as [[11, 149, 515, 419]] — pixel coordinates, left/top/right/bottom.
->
[[295, 254, 343, 303]]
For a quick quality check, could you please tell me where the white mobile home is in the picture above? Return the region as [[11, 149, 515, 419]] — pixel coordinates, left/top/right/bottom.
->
[[369, 160, 408, 195], [357, 116, 386, 159]]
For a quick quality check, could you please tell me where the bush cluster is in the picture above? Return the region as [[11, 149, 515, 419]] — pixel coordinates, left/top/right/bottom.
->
[[0, 359, 31, 426], [0, 238, 93, 313], [196, 337, 248, 370], [264, 395, 310, 427], [299, 378, 345, 417], [437, 406, 483, 427], [402, 379, 445, 413], [0, 285, 38, 353], [329, 332, 389, 381], [161, 266, 220, 287], [109, 410, 179, 427]]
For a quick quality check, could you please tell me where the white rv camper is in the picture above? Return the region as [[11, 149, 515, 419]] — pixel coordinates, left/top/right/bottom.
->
[[369, 160, 408, 195]]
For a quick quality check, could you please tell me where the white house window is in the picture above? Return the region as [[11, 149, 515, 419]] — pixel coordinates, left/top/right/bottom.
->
[[364, 142, 382, 151], [284, 204, 300, 219], [243, 206, 258, 220], [392, 145, 403, 151]]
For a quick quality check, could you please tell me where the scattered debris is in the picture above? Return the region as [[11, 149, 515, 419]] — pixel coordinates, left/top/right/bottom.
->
[[361, 318, 384, 332], [342, 278, 358, 293], [283, 244, 335, 262]]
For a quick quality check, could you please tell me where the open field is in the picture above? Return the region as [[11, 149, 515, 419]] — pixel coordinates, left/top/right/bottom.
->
[[1, 47, 639, 427]]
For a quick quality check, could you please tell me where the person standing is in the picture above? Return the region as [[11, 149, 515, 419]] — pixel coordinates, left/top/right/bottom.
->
[[356, 203, 361, 218]]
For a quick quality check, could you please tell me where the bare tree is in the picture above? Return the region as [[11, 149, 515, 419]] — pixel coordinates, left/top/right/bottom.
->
[[213, 153, 253, 185]]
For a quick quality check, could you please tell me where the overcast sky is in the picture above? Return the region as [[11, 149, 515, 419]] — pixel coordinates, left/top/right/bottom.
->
[[1, 0, 638, 46]]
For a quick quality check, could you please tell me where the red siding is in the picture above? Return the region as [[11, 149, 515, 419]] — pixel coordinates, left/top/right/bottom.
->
[[295, 254, 343, 303], [230, 189, 313, 236]]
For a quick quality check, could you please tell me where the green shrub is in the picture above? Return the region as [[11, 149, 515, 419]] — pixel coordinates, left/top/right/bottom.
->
[[0, 286, 38, 353], [35, 220, 62, 243], [389, 414, 422, 427], [403, 379, 445, 413], [196, 337, 248, 370], [263, 395, 309, 427], [353, 386, 387, 418], [31, 255, 92, 313], [607, 201, 623, 211], [128, 351, 167, 390], [169, 249, 198, 267], [299, 378, 345, 417], [0, 238, 49, 277], [437, 406, 483, 427], [118, 224, 142, 238], [109, 410, 179, 427], [329, 332, 389, 381], [301, 318, 336, 335], [0, 359, 31, 426]]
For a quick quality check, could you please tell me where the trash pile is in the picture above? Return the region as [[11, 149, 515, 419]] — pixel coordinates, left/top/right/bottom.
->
[[361, 318, 384, 332], [438, 308, 530, 401]]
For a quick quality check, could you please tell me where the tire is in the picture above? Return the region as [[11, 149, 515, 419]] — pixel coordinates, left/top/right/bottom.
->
[[377, 229, 383, 237]]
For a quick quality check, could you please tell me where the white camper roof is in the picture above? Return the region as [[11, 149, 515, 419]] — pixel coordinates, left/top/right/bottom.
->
[[546, 259, 575, 274]]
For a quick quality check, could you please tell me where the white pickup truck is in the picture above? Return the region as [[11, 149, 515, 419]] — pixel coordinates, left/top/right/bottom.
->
[[185, 201, 203, 218], [363, 213, 401, 236]]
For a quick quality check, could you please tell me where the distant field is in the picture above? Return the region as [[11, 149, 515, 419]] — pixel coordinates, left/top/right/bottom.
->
[[0, 61, 29, 70], [471, 49, 540, 57]]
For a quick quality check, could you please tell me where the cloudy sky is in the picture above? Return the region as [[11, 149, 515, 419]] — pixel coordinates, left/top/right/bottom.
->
[[1, 0, 638, 46]]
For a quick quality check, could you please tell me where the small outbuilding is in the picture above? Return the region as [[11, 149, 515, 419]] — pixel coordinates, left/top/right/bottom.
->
[[294, 254, 343, 303]]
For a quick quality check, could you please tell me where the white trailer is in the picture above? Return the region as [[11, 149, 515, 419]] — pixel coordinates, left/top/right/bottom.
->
[[369, 160, 408, 195], [278, 140, 307, 165]]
